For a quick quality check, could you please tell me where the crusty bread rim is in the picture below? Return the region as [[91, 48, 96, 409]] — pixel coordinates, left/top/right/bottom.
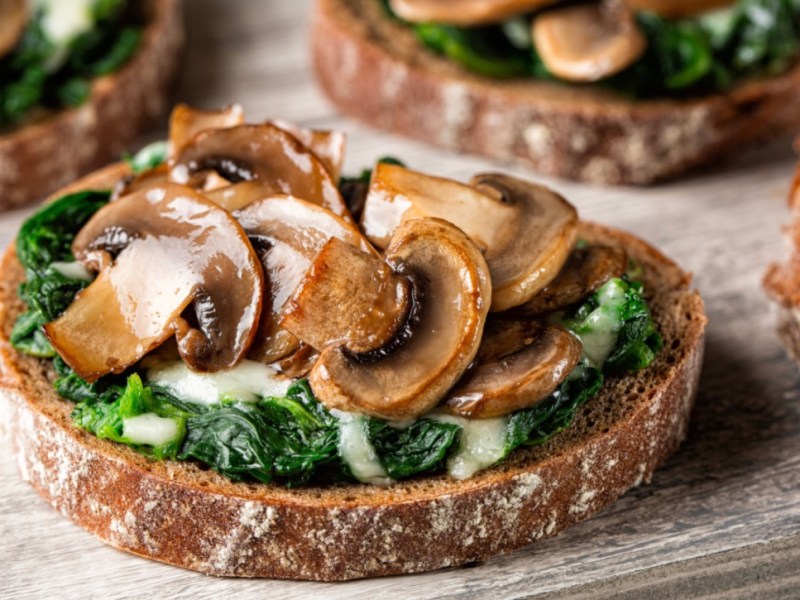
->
[[0, 0, 182, 209], [0, 167, 707, 580]]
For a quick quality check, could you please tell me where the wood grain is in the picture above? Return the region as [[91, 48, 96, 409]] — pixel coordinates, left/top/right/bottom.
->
[[1, 0, 799, 597]]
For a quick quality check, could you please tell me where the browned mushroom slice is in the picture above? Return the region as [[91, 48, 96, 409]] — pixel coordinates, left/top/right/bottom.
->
[[44, 184, 263, 381], [390, 0, 559, 25], [309, 218, 491, 421], [532, 2, 646, 82], [281, 238, 413, 354], [361, 164, 578, 312], [471, 173, 578, 311], [203, 181, 270, 211], [112, 164, 169, 200], [442, 319, 581, 419], [170, 124, 351, 220], [273, 343, 319, 379], [360, 162, 516, 251], [269, 120, 347, 182], [0, 0, 26, 58], [521, 245, 628, 314], [624, 0, 734, 18], [168, 103, 245, 157], [235, 195, 378, 364]]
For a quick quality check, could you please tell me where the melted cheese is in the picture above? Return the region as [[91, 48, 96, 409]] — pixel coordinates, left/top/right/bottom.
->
[[122, 413, 179, 447], [50, 261, 93, 281], [146, 359, 292, 405], [332, 410, 392, 485], [37, 0, 96, 71], [575, 279, 627, 367], [431, 414, 509, 480]]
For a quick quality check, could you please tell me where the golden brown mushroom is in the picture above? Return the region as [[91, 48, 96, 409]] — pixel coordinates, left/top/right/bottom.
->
[[390, 0, 559, 26], [0, 0, 26, 59], [532, 1, 647, 82], [45, 184, 264, 381]]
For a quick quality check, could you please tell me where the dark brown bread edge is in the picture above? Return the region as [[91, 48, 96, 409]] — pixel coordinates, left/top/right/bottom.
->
[[0, 186, 706, 581], [311, 0, 800, 185], [0, 0, 183, 210]]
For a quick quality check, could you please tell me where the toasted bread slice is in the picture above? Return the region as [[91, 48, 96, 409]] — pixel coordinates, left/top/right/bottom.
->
[[0, 166, 706, 580], [311, 0, 800, 185], [0, 0, 183, 210]]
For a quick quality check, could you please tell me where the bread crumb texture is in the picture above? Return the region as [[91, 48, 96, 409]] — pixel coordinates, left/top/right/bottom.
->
[[0, 221, 706, 580]]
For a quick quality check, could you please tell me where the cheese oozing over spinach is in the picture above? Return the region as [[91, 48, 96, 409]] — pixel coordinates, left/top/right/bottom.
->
[[122, 412, 181, 447]]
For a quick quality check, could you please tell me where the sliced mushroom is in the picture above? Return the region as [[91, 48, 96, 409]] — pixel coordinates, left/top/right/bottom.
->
[[273, 343, 319, 379], [112, 164, 169, 200], [234, 195, 378, 364], [361, 162, 517, 251], [624, 0, 734, 18], [203, 181, 270, 212], [532, 1, 646, 82], [309, 218, 491, 421], [442, 319, 581, 418], [170, 124, 351, 220], [521, 245, 628, 314], [45, 184, 263, 381], [168, 103, 245, 158], [0, 0, 26, 58], [269, 119, 346, 182], [361, 164, 578, 312], [390, 0, 559, 25], [281, 238, 413, 354]]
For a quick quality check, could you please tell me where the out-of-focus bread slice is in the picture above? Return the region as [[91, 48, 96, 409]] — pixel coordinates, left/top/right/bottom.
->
[[0, 0, 183, 210], [311, 0, 800, 185]]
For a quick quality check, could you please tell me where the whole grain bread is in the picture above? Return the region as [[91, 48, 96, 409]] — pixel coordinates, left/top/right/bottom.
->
[[0, 0, 183, 211], [0, 168, 706, 580], [311, 0, 800, 185]]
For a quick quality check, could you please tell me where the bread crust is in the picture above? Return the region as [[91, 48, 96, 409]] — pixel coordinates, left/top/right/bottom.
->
[[311, 0, 800, 185], [0, 0, 183, 210], [0, 170, 706, 580]]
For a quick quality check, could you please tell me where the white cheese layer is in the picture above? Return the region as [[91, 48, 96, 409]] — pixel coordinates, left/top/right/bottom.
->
[[36, 0, 96, 71], [431, 414, 509, 480], [122, 413, 179, 447], [574, 279, 627, 367], [332, 410, 392, 485], [146, 359, 292, 405], [50, 261, 93, 281]]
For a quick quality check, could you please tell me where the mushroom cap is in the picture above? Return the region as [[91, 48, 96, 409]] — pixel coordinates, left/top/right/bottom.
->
[[234, 194, 377, 363], [168, 103, 245, 158], [45, 184, 264, 381], [0, 0, 26, 59], [390, 0, 559, 25], [470, 173, 578, 311], [532, 2, 647, 82], [521, 244, 628, 315], [268, 119, 347, 182], [624, 0, 735, 18], [309, 218, 492, 421], [169, 123, 351, 221], [441, 319, 581, 418]]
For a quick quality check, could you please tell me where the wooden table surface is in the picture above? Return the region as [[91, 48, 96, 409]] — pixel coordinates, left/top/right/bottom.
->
[[1, 1, 799, 598]]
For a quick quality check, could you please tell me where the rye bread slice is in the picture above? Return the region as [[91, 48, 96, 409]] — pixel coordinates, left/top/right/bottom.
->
[[311, 0, 800, 185], [0, 170, 706, 580], [0, 0, 183, 210]]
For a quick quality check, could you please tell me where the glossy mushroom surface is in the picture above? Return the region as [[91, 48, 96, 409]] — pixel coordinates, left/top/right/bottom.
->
[[281, 238, 413, 355], [45, 184, 264, 381], [532, 2, 647, 82], [269, 119, 347, 182], [168, 103, 245, 157], [309, 218, 491, 421], [170, 124, 350, 220], [442, 319, 581, 418], [234, 195, 377, 363]]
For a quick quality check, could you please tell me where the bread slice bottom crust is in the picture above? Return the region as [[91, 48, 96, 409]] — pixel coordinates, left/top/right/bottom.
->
[[0, 204, 706, 580], [0, 0, 183, 210], [311, 0, 800, 185]]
